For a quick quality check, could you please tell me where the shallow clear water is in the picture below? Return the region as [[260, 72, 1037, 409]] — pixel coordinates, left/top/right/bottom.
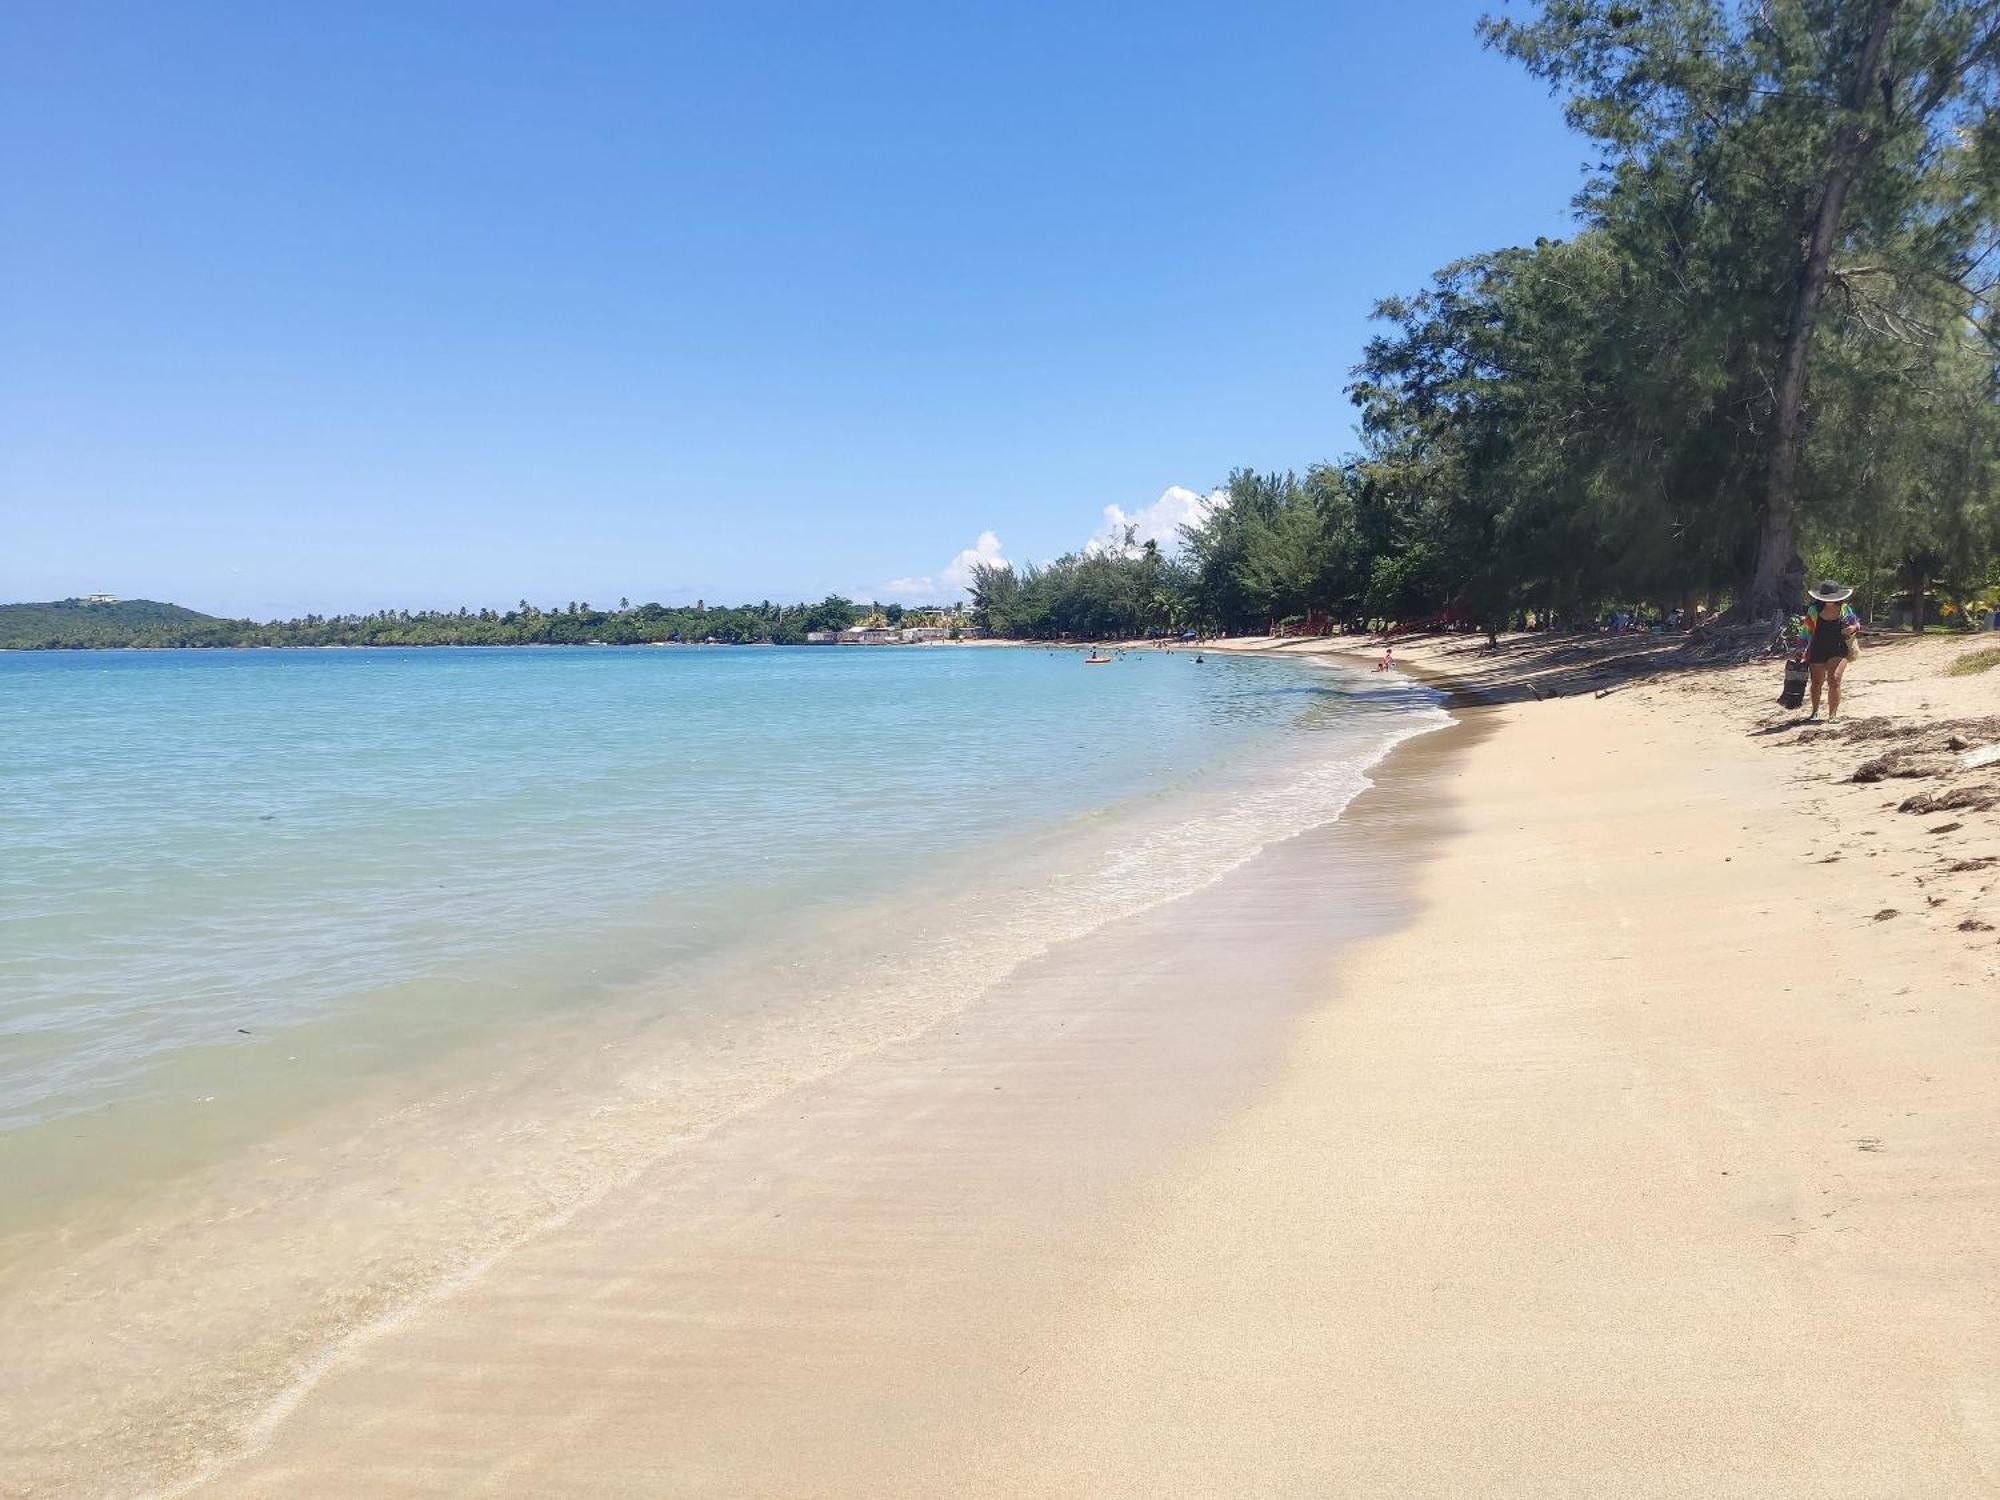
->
[[0, 643, 1459, 1498], [0, 644, 1440, 1149]]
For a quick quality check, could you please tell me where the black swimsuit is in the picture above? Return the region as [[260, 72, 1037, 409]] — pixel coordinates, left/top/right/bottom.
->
[[1807, 612, 1848, 664]]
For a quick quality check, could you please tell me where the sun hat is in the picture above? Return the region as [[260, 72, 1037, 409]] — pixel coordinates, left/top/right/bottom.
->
[[1809, 579, 1854, 603]]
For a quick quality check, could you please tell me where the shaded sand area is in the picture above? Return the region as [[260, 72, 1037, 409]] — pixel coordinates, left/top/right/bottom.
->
[[18, 633, 2000, 1496]]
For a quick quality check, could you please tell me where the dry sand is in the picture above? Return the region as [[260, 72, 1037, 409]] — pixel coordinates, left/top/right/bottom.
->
[[999, 630, 2000, 1496], [31, 632, 2000, 1496]]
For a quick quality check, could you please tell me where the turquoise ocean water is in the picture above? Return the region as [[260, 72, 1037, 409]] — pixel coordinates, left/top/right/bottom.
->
[[0, 644, 1443, 1227]]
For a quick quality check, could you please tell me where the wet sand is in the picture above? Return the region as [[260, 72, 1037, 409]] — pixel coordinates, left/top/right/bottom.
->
[[162, 708, 1463, 1496]]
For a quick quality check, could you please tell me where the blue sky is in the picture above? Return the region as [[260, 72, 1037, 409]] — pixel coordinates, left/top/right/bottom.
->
[[2, 2, 1584, 618]]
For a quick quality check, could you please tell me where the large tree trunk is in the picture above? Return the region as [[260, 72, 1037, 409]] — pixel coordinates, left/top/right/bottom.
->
[[1741, 0, 1901, 620]]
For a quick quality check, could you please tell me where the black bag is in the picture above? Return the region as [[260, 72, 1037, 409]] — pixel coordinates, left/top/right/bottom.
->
[[1780, 658, 1808, 710]]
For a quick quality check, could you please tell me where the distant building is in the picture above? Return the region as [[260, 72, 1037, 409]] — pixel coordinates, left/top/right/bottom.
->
[[839, 625, 898, 645], [804, 630, 841, 644], [898, 626, 949, 642], [81, 593, 120, 605]]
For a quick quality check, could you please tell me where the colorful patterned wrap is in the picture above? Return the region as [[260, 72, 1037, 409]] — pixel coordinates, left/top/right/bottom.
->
[[1794, 603, 1860, 652]]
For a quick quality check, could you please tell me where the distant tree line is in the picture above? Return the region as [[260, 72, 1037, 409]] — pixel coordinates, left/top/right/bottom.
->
[[975, 0, 2000, 640], [0, 596, 976, 650]]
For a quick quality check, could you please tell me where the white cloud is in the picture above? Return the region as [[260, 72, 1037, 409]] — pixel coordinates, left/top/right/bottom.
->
[[879, 530, 1010, 603], [1084, 485, 1228, 558], [944, 530, 1009, 590], [875, 487, 1227, 603]]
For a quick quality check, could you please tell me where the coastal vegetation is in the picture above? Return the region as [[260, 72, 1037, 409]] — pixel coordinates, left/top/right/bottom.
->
[[1946, 643, 2000, 674], [981, 0, 2000, 639], [0, 596, 966, 650], [0, 598, 223, 648]]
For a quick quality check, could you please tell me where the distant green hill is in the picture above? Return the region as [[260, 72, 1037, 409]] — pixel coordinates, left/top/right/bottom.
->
[[0, 598, 221, 649], [0, 594, 933, 648]]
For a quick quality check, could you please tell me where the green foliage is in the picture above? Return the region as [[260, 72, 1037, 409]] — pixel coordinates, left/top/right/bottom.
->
[[1483, 0, 2000, 615], [0, 596, 964, 650], [986, 0, 2000, 638], [0, 599, 218, 649], [801, 595, 861, 633], [1288, 0, 2000, 628], [967, 540, 1198, 641]]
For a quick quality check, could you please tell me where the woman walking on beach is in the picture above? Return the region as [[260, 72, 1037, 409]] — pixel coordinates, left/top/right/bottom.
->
[[1794, 580, 1860, 721]]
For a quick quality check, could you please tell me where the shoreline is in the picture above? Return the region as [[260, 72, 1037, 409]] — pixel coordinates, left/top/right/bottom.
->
[[155, 673, 1477, 1499], [9, 636, 1996, 1495], [197, 637, 1999, 1494], [0, 646, 1427, 1250], [1, 650, 1448, 1498], [1029, 636, 2000, 1495]]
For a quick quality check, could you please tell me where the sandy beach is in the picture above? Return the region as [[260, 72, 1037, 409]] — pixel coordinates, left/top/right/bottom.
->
[[18, 0, 1999, 1489], [1004, 630, 2000, 1495], [13, 632, 2000, 1497]]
